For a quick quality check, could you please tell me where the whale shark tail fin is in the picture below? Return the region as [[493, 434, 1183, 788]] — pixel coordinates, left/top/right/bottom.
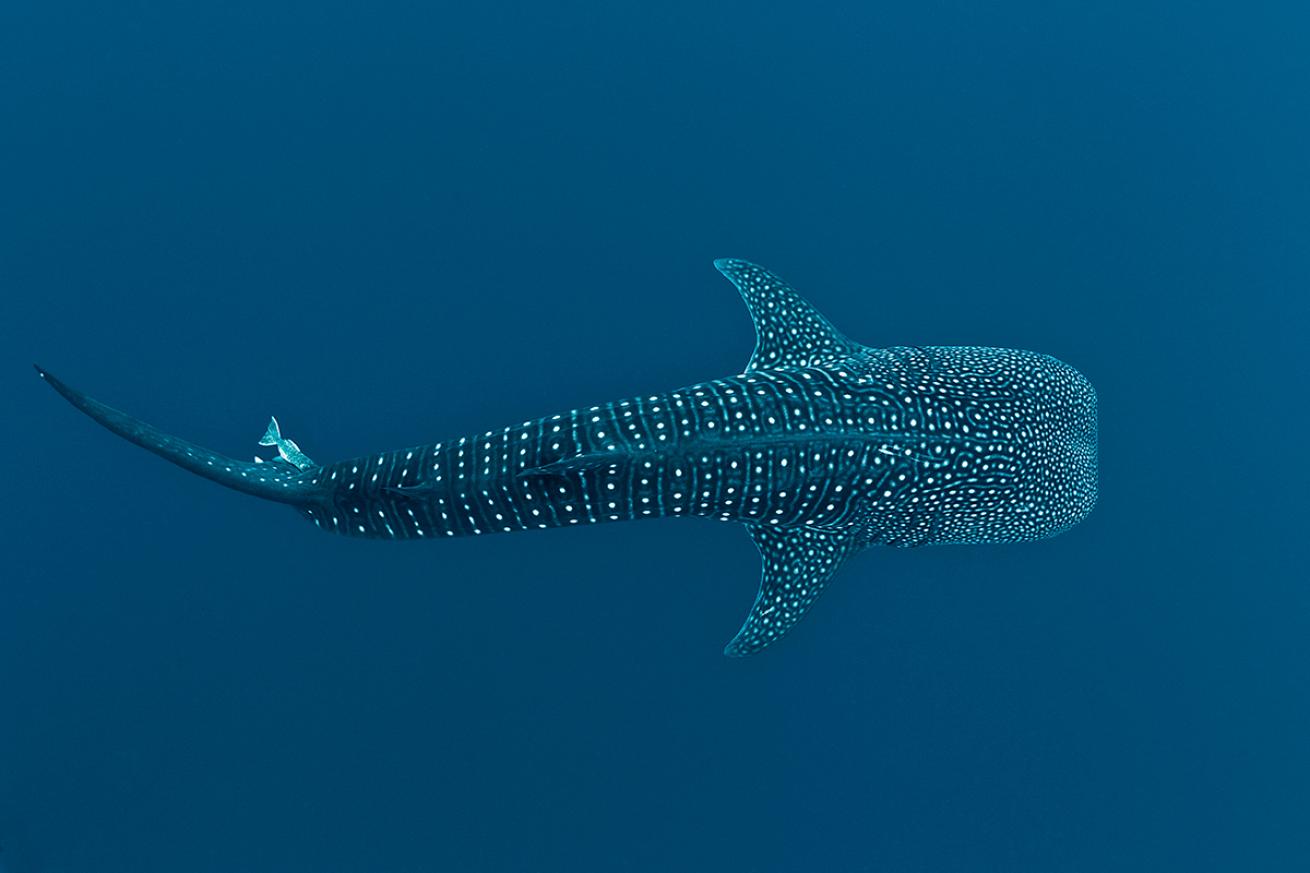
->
[[35, 365, 325, 507]]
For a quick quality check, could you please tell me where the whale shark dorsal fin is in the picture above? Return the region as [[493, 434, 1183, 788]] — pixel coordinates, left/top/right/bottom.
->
[[724, 525, 860, 657], [714, 259, 859, 372]]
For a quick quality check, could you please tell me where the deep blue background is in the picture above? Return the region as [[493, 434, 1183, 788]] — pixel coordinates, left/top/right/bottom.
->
[[3, 2, 1308, 870]]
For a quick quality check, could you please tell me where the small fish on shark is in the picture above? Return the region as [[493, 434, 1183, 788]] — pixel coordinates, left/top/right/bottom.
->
[[36, 260, 1097, 656], [258, 416, 316, 470]]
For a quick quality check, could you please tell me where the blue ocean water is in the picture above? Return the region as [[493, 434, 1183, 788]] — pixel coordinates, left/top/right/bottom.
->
[[2, 1, 1307, 870]]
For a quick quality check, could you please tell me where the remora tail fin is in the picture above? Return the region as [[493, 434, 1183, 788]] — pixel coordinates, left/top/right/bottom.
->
[[35, 366, 323, 506], [259, 417, 283, 447], [258, 415, 316, 470]]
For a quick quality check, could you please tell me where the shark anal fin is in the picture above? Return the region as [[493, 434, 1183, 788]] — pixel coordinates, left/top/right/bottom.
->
[[714, 259, 860, 372], [724, 525, 860, 657]]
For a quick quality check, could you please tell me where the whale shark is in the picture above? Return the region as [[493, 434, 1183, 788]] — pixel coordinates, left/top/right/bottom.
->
[[37, 260, 1098, 656]]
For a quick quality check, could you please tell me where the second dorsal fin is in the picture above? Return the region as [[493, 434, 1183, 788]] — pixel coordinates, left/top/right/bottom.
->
[[714, 259, 860, 372]]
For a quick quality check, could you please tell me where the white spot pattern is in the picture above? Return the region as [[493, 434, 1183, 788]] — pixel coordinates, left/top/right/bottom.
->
[[38, 261, 1097, 658]]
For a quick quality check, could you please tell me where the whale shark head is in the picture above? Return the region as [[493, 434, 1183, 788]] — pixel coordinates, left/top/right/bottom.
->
[[1036, 355, 1098, 538], [990, 350, 1098, 543], [907, 347, 1098, 546]]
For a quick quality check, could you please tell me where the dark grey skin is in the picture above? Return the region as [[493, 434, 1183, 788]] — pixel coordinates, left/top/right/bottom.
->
[[37, 260, 1097, 655]]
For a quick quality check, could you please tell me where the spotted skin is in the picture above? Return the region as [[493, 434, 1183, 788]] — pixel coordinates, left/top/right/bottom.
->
[[37, 260, 1098, 656]]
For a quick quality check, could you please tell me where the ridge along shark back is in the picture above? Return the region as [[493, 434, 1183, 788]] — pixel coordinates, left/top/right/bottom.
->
[[37, 260, 1098, 656]]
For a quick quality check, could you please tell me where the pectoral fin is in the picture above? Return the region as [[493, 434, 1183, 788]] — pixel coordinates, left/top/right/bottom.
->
[[714, 259, 859, 371], [724, 525, 860, 657]]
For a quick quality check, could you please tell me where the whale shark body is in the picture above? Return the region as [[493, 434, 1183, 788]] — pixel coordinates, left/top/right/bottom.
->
[[38, 260, 1098, 656]]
